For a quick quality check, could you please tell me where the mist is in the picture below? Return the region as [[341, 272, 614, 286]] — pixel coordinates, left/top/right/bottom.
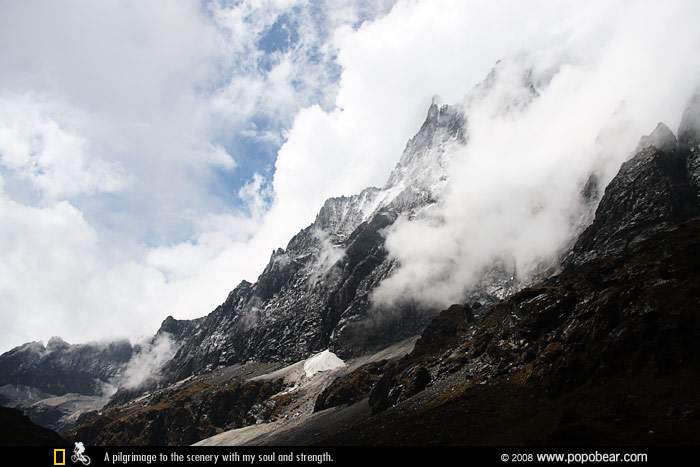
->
[[371, 4, 700, 309], [119, 333, 176, 390]]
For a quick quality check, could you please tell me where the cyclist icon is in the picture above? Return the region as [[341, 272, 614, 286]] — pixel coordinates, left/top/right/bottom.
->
[[71, 441, 91, 465]]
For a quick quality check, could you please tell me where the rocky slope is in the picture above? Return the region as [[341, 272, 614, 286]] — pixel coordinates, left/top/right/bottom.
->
[[67, 342, 415, 446], [69, 362, 288, 445], [313, 216, 700, 445]]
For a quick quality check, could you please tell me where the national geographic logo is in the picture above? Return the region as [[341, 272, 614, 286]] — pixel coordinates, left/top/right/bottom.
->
[[54, 449, 65, 465]]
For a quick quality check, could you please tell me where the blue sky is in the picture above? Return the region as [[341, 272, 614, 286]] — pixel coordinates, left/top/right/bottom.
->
[[1, 0, 698, 352]]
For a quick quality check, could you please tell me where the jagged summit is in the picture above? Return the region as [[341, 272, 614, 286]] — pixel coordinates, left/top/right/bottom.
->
[[313, 187, 384, 241], [566, 96, 700, 267], [635, 122, 677, 153], [463, 59, 539, 115], [385, 102, 465, 195], [46, 336, 70, 349]]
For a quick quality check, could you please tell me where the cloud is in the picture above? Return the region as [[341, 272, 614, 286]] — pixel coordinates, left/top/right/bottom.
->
[[0, 95, 127, 202]]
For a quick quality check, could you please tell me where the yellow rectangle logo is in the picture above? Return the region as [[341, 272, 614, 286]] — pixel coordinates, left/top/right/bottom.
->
[[54, 448, 66, 465]]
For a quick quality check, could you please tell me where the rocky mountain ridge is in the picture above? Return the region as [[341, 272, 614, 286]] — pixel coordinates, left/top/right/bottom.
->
[[0, 337, 133, 397], [0, 337, 133, 435]]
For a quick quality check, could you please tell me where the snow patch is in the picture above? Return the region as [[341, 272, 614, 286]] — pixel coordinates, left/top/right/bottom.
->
[[303, 350, 345, 378]]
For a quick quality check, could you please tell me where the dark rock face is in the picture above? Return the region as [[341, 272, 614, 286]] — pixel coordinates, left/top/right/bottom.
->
[[157, 209, 419, 385], [0, 339, 133, 397], [313, 360, 392, 412], [410, 304, 476, 358], [565, 119, 700, 267]]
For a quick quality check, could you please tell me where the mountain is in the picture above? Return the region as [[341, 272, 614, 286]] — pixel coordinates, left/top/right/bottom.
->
[[199, 92, 700, 446], [151, 102, 465, 383], [2, 60, 699, 446], [564, 122, 699, 267], [0, 70, 477, 435], [0, 337, 133, 434], [137, 64, 541, 393], [0, 337, 133, 397]]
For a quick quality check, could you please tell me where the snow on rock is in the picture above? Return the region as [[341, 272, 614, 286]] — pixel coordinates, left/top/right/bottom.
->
[[303, 350, 346, 378]]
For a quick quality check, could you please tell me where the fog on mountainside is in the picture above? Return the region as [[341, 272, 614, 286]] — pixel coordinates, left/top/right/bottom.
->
[[373, 55, 700, 311]]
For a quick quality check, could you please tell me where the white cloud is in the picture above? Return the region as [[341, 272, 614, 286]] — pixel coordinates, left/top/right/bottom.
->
[[0, 196, 165, 346], [0, 96, 127, 202]]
